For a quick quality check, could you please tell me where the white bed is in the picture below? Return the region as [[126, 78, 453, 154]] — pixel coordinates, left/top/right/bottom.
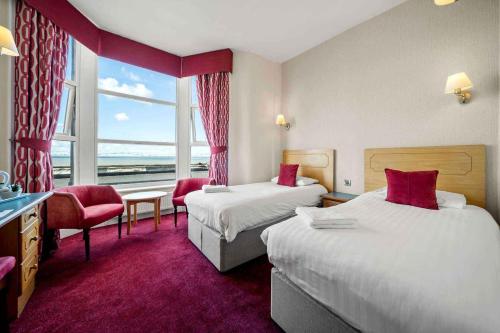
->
[[185, 181, 327, 242], [186, 149, 334, 272], [262, 191, 500, 332]]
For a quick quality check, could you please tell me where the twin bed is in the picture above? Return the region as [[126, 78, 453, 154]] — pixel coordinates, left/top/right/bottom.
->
[[185, 145, 500, 332], [185, 149, 333, 272]]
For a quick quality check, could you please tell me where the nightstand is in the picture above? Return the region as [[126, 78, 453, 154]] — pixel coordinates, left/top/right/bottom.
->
[[321, 192, 358, 207]]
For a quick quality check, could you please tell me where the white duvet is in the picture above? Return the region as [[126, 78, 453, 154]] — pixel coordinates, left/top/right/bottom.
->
[[184, 182, 326, 242], [261, 191, 500, 333]]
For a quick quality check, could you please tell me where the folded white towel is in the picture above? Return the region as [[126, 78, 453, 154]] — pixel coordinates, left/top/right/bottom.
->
[[202, 185, 230, 193], [295, 207, 357, 229]]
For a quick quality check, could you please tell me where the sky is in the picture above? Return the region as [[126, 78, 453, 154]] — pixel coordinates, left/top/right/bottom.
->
[[53, 55, 209, 160]]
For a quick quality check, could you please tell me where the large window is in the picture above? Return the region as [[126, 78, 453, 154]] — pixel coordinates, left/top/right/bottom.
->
[[52, 37, 77, 188], [97, 57, 177, 186], [190, 78, 210, 178]]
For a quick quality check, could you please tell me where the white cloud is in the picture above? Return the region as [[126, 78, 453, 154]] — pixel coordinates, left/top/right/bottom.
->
[[121, 66, 141, 81], [98, 77, 153, 99], [114, 112, 129, 121]]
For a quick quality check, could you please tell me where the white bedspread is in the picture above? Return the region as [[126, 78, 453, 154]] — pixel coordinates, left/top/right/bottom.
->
[[261, 192, 500, 333], [185, 182, 326, 242]]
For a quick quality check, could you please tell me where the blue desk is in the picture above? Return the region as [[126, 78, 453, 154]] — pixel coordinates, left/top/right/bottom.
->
[[0, 192, 52, 229]]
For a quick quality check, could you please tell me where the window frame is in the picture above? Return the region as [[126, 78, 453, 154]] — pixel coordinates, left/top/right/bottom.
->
[[189, 77, 209, 178], [95, 58, 179, 188], [52, 38, 79, 187]]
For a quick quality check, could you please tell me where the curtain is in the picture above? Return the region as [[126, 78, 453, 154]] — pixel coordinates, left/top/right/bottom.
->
[[196, 72, 230, 185], [13, 0, 69, 193], [14, 0, 69, 257]]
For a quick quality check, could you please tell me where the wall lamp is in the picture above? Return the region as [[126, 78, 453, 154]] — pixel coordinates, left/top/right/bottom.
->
[[275, 114, 290, 130], [445, 72, 473, 104], [0, 25, 19, 57], [434, 0, 457, 6]]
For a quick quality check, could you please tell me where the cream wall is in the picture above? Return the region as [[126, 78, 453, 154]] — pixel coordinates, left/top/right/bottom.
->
[[281, 0, 500, 216], [229, 51, 282, 185], [0, 0, 14, 173]]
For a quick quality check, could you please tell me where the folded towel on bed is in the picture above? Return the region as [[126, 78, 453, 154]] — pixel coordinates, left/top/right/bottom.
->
[[295, 207, 357, 229], [202, 185, 230, 193]]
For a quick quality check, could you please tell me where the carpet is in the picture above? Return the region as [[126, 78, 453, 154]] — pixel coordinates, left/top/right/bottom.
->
[[11, 213, 282, 333]]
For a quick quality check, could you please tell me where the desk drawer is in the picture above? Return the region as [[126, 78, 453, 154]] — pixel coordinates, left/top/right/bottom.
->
[[20, 221, 40, 259], [21, 206, 39, 232], [20, 251, 39, 293]]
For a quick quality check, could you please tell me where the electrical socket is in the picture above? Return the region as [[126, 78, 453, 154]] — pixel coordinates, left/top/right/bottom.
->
[[344, 179, 352, 187]]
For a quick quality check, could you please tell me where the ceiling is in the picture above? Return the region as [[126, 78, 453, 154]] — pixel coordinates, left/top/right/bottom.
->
[[68, 0, 408, 63]]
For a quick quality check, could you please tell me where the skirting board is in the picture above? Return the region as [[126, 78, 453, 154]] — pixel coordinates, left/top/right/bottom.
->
[[188, 215, 293, 272], [271, 268, 360, 333]]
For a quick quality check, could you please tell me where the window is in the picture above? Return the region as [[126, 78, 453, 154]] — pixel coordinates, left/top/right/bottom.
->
[[190, 77, 210, 178], [97, 57, 177, 186], [52, 37, 77, 188]]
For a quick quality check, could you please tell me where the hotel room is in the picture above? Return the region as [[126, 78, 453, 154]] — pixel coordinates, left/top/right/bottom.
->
[[0, 0, 499, 332]]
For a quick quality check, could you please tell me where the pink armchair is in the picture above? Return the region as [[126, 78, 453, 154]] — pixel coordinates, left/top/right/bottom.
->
[[47, 185, 124, 260], [172, 178, 215, 227]]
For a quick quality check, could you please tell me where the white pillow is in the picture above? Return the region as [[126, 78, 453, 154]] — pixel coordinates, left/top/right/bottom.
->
[[373, 187, 466, 209], [271, 176, 319, 186]]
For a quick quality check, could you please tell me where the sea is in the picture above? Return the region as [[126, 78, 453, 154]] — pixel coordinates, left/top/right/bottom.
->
[[52, 155, 210, 187]]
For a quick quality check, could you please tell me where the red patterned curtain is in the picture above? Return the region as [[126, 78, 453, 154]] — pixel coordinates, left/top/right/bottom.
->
[[13, 0, 69, 193], [196, 72, 230, 185]]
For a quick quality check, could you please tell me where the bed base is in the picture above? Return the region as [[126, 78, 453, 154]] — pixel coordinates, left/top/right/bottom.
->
[[271, 268, 360, 333], [188, 215, 292, 272]]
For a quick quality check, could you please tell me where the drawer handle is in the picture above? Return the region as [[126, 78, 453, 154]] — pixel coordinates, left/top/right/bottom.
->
[[29, 264, 38, 272], [28, 212, 38, 219], [29, 236, 40, 243]]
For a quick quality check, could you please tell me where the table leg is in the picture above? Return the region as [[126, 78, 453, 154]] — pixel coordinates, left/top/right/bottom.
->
[[134, 203, 137, 225], [126, 202, 131, 235], [157, 197, 161, 224], [154, 199, 159, 232]]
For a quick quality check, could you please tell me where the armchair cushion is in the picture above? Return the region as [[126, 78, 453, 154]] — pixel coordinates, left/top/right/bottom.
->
[[172, 195, 186, 207], [83, 204, 125, 228]]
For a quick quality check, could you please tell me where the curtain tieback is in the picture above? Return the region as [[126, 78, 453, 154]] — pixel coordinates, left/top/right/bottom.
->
[[17, 138, 51, 152], [210, 146, 227, 154]]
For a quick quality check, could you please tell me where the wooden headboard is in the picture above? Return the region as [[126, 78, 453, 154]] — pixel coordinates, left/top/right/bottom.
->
[[283, 149, 335, 192], [364, 145, 486, 207]]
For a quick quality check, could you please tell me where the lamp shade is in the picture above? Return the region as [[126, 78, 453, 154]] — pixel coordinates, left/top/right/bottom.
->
[[434, 0, 457, 5], [0, 25, 19, 57], [275, 114, 287, 126], [445, 72, 473, 94]]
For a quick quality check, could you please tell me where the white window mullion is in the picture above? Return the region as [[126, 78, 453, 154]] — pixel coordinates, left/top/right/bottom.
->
[[177, 77, 191, 180]]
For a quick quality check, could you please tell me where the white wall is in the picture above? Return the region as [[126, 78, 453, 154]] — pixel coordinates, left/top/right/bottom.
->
[[229, 51, 282, 185], [282, 0, 500, 216], [0, 0, 14, 174]]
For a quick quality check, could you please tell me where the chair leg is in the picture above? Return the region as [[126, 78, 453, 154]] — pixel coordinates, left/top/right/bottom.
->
[[83, 228, 90, 261], [0, 281, 9, 333], [118, 215, 122, 239], [174, 206, 177, 228]]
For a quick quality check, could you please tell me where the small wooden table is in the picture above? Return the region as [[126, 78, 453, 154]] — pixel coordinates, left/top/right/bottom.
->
[[321, 192, 358, 207], [121, 191, 167, 234]]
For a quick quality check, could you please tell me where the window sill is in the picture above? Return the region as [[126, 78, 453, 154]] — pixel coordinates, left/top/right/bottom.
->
[[116, 184, 175, 195]]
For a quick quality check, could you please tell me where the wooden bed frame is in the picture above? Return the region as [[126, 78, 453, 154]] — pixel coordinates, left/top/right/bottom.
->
[[188, 149, 334, 272], [365, 145, 485, 207], [271, 145, 486, 332]]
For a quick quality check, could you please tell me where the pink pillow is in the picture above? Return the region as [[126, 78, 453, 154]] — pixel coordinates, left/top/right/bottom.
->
[[278, 164, 299, 187], [385, 168, 439, 210]]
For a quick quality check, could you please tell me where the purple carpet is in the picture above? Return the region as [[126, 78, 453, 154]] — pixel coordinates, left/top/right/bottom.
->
[[12, 213, 282, 333]]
